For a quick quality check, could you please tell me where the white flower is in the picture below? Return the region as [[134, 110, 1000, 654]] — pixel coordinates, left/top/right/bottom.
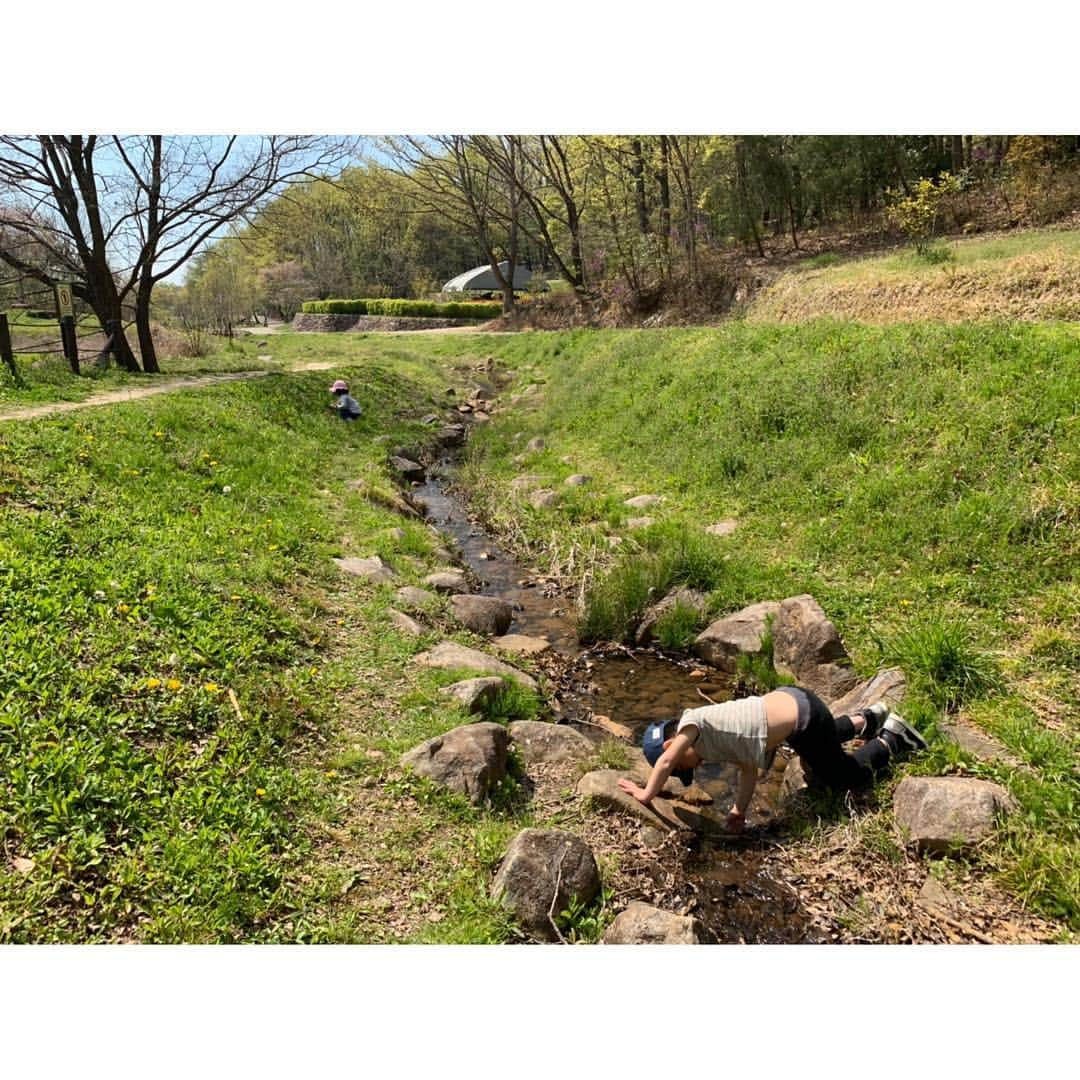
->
[[222, 485, 232, 494], [93, 590, 106, 600]]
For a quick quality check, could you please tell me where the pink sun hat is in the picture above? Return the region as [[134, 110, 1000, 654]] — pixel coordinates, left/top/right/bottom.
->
[[330, 380, 349, 392]]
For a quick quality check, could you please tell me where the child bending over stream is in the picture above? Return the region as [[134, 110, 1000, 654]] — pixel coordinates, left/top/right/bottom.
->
[[617, 686, 926, 834]]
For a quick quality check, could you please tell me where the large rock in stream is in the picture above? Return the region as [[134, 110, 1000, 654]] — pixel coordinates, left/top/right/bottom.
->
[[414, 641, 538, 691], [491, 829, 600, 942], [694, 601, 780, 672], [450, 594, 514, 636], [893, 776, 1014, 854], [509, 720, 593, 765], [603, 902, 707, 945], [828, 667, 907, 714], [399, 721, 509, 804], [576, 769, 729, 836], [772, 594, 859, 701], [424, 570, 469, 595]]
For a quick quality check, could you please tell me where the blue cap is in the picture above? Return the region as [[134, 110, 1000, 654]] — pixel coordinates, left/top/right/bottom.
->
[[642, 720, 694, 788]]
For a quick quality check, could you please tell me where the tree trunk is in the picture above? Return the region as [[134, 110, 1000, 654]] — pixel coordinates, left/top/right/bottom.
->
[[657, 136, 672, 269], [964, 135, 973, 168], [951, 135, 964, 172], [631, 138, 648, 234], [134, 285, 161, 373]]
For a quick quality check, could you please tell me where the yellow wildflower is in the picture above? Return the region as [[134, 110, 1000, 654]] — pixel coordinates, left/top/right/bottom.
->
[[145, 678, 162, 689], [116, 603, 130, 614], [255, 788, 266, 798], [153, 431, 165, 438], [230, 594, 242, 602], [166, 679, 182, 691], [203, 682, 221, 693], [325, 770, 337, 779]]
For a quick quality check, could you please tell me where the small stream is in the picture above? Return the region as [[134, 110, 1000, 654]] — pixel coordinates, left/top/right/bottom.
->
[[414, 461, 821, 942]]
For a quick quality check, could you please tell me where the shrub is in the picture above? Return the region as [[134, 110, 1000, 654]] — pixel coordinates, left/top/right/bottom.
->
[[887, 174, 962, 254], [300, 299, 500, 319]]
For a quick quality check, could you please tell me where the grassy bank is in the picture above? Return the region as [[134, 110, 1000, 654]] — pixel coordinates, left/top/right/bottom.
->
[[403, 321, 1077, 928], [0, 349, 566, 942], [748, 228, 1080, 322]]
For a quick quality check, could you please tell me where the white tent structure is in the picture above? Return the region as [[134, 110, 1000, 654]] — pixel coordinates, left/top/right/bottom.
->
[[442, 261, 545, 293]]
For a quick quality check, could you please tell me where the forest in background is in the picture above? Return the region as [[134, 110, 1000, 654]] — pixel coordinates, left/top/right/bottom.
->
[[160, 134, 1080, 333]]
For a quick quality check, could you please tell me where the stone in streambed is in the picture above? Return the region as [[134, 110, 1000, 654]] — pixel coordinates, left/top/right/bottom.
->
[[771, 594, 859, 701], [493, 634, 551, 656], [603, 901, 707, 945], [414, 641, 538, 691], [424, 570, 469, 595], [693, 601, 780, 672], [439, 677, 506, 713], [388, 609, 425, 636], [508, 720, 593, 765], [576, 769, 728, 836], [450, 594, 514, 636], [400, 721, 509, 805], [334, 555, 396, 585], [893, 776, 1014, 854]]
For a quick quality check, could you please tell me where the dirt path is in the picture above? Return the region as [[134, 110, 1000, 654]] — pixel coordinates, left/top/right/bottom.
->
[[0, 360, 373, 424], [0, 346, 510, 425], [0, 371, 274, 424]]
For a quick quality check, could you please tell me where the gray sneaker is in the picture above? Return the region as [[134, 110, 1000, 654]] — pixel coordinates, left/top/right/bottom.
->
[[860, 702, 890, 740], [882, 713, 928, 755]]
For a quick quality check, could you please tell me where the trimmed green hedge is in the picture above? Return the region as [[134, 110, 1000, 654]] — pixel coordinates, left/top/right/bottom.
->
[[301, 299, 502, 319]]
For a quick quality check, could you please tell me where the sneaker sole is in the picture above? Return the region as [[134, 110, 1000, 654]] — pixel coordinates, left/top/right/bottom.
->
[[884, 714, 928, 752]]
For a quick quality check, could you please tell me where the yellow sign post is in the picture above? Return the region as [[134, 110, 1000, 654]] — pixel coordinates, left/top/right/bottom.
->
[[56, 282, 75, 318]]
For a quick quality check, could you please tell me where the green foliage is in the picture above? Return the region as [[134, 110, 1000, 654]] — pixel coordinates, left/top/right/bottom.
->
[[887, 173, 962, 253], [301, 298, 501, 320], [556, 885, 614, 944], [878, 616, 1001, 711], [579, 523, 729, 643]]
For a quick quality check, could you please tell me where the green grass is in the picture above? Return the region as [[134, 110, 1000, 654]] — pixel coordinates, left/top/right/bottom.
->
[[3, 317, 1078, 939], [0, 351, 495, 941], [377, 319, 1079, 929]]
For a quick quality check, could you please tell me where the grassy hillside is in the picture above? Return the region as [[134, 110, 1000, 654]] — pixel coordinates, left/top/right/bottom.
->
[[431, 322, 1078, 926], [747, 228, 1080, 322]]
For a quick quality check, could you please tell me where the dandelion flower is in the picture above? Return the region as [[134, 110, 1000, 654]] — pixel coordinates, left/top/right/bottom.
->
[[230, 594, 241, 602], [255, 788, 266, 798], [222, 486, 232, 494], [146, 678, 162, 689], [325, 770, 337, 779], [153, 431, 165, 438], [203, 682, 221, 693], [166, 678, 182, 691], [116, 603, 130, 614]]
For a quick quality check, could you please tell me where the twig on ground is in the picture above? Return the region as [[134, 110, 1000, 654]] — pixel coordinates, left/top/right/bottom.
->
[[547, 850, 569, 944]]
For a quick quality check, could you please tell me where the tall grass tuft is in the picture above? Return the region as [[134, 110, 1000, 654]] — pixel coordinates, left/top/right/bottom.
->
[[879, 615, 1001, 711], [578, 523, 727, 643]]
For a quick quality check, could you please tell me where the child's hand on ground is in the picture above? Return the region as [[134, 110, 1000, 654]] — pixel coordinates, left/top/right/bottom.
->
[[617, 778, 652, 805], [725, 809, 746, 834]]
